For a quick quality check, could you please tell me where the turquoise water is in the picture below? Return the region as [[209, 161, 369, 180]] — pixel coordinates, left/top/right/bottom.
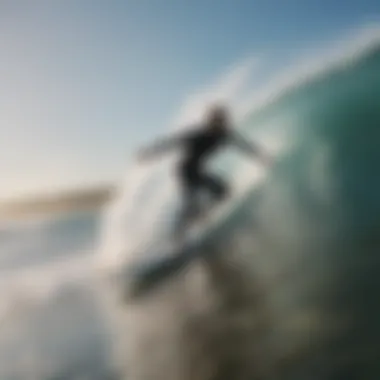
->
[[244, 42, 380, 378]]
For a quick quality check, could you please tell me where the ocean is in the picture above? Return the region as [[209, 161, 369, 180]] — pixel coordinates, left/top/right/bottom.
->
[[1, 28, 380, 380], [0, 210, 115, 380]]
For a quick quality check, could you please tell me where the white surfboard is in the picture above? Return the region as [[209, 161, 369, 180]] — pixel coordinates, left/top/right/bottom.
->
[[127, 164, 269, 299], [127, 174, 258, 297]]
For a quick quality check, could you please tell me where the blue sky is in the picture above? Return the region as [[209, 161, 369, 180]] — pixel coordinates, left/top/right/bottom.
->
[[1, 0, 379, 200]]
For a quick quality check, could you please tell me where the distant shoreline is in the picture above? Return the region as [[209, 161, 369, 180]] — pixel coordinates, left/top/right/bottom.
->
[[0, 185, 116, 220]]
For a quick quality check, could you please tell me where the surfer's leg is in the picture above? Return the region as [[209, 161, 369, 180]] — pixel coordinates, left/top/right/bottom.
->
[[174, 172, 199, 241], [181, 186, 198, 222], [200, 173, 229, 202]]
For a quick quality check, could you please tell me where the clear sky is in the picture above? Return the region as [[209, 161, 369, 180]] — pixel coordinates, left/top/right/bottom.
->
[[1, 0, 379, 200]]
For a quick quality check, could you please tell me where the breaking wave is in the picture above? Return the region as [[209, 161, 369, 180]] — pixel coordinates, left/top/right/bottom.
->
[[99, 26, 380, 380]]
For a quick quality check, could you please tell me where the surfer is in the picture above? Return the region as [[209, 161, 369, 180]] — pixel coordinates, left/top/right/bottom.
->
[[137, 104, 272, 240]]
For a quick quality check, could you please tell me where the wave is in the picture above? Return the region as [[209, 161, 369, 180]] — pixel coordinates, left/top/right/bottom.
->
[[99, 26, 380, 380]]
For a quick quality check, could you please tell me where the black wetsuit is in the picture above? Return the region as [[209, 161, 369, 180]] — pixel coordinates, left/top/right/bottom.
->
[[172, 126, 234, 234], [142, 123, 260, 236], [178, 127, 230, 203]]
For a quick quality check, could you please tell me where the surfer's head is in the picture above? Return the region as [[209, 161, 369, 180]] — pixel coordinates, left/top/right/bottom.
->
[[206, 104, 230, 130]]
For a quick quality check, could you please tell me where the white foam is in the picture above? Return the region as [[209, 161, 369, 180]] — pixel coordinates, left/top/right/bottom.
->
[[0, 250, 95, 323]]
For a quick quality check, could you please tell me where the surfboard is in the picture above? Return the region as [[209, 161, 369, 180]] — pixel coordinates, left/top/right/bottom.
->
[[127, 188, 245, 297], [127, 210, 213, 297], [127, 168, 266, 297]]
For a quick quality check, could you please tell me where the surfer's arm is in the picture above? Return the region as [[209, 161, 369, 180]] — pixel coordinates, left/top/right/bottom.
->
[[231, 132, 272, 166], [137, 129, 196, 161]]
